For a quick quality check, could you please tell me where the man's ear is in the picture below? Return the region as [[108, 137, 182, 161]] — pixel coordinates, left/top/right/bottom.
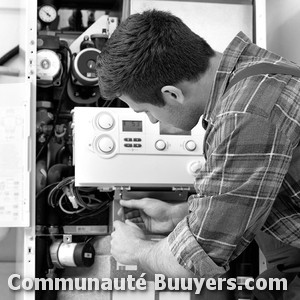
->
[[161, 85, 184, 104]]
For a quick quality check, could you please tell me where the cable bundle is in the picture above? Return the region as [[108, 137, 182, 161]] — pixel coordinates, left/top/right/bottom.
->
[[47, 176, 112, 224]]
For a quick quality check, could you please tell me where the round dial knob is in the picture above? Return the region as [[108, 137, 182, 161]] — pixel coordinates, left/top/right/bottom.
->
[[155, 139, 166, 151], [97, 136, 115, 154], [185, 140, 197, 151], [96, 113, 114, 130], [188, 159, 205, 176]]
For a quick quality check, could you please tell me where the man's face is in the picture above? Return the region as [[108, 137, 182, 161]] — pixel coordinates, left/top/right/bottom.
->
[[119, 94, 196, 131]]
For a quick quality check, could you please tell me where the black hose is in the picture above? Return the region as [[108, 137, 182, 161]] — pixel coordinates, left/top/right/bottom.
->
[[0, 45, 19, 65]]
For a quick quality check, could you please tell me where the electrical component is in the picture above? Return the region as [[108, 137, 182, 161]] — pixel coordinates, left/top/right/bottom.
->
[[72, 47, 101, 86], [50, 240, 95, 268], [37, 49, 62, 87], [73, 107, 206, 188], [67, 34, 104, 104]]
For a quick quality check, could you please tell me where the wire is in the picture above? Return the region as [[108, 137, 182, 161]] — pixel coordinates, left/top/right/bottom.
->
[[58, 193, 85, 214], [48, 177, 74, 206], [47, 176, 113, 223], [102, 98, 116, 108], [36, 181, 60, 199], [67, 201, 111, 225]]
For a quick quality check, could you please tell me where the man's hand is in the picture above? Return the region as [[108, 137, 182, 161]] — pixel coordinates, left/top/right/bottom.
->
[[111, 220, 150, 265], [118, 198, 188, 234], [111, 221, 195, 278]]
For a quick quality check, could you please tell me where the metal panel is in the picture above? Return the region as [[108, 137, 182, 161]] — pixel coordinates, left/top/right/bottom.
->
[[0, 82, 31, 227]]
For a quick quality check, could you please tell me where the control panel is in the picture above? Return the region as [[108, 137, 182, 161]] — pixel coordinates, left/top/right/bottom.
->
[[73, 107, 206, 188]]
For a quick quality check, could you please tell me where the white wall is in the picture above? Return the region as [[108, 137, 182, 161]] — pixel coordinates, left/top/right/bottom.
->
[[266, 0, 300, 64], [131, 0, 253, 52], [0, 0, 25, 83]]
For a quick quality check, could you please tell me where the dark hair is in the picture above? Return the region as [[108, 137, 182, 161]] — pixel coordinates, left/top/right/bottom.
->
[[96, 9, 215, 106]]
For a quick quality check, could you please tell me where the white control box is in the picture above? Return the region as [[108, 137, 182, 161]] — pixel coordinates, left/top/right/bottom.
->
[[73, 107, 206, 188]]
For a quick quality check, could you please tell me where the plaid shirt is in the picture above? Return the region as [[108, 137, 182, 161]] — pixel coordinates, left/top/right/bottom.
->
[[168, 32, 300, 277]]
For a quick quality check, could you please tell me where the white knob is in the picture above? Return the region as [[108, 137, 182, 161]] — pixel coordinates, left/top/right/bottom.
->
[[188, 159, 205, 176], [185, 140, 197, 151], [97, 113, 114, 130], [155, 139, 166, 151], [97, 136, 115, 153]]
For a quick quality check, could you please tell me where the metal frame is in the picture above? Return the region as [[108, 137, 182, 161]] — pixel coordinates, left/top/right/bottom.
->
[[253, 0, 266, 48], [16, 0, 37, 299]]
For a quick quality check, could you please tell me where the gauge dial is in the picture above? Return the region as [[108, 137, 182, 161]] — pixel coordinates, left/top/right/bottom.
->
[[38, 5, 57, 24]]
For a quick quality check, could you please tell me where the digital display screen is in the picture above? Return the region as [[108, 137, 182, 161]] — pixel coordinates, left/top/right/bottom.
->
[[122, 120, 143, 132]]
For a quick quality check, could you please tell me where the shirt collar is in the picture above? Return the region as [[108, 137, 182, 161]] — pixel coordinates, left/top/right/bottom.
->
[[202, 32, 252, 127]]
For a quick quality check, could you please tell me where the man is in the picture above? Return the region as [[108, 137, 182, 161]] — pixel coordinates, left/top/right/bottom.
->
[[96, 9, 300, 297]]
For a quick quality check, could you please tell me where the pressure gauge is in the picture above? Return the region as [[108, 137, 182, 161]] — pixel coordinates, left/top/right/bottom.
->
[[38, 5, 57, 24]]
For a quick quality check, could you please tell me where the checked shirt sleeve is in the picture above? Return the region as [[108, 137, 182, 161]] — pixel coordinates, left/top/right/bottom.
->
[[167, 112, 294, 277]]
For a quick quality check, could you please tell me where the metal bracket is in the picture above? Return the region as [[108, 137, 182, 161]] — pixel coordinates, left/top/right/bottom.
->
[[97, 185, 131, 193], [63, 234, 72, 244]]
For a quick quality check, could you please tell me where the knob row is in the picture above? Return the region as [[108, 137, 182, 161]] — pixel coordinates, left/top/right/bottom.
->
[[155, 139, 197, 151], [96, 137, 197, 154]]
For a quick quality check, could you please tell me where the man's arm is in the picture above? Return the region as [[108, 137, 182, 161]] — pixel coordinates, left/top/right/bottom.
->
[[111, 219, 194, 277], [138, 237, 195, 278], [168, 112, 294, 276]]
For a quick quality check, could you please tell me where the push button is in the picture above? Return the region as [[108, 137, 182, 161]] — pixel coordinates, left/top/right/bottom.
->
[[155, 140, 166, 151], [185, 140, 197, 151]]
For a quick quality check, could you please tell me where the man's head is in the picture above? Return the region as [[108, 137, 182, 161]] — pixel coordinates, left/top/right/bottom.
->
[[96, 9, 216, 129]]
